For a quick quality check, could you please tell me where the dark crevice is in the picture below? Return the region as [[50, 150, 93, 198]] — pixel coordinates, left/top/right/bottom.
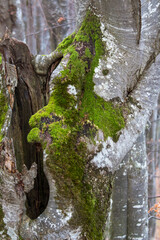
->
[[26, 145, 49, 219], [126, 51, 156, 100], [131, 0, 141, 44], [8, 76, 49, 220]]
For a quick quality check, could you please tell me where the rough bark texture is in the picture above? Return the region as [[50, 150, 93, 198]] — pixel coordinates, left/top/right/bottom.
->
[[0, 139, 37, 240], [0, 0, 160, 239], [0, 32, 49, 239]]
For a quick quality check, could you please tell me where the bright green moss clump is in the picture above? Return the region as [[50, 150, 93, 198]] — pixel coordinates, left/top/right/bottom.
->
[[57, 33, 75, 52], [0, 58, 8, 142], [0, 91, 8, 131], [28, 10, 124, 239], [27, 128, 41, 143]]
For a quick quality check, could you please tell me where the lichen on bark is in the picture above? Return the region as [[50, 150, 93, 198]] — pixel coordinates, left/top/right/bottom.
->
[[0, 56, 8, 142], [0, 173, 10, 240], [27, 9, 124, 239]]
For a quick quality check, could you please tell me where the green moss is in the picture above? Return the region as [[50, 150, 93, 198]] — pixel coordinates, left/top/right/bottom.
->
[[18, 235, 24, 240], [85, 47, 92, 58], [0, 134, 3, 143], [0, 90, 8, 130], [47, 131, 86, 192], [28, 10, 124, 239], [46, 128, 112, 239], [0, 90, 8, 142], [57, 33, 75, 52], [27, 128, 41, 143], [0, 54, 8, 141]]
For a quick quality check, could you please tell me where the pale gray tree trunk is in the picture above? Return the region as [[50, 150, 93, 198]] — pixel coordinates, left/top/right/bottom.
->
[[106, 134, 148, 240], [148, 109, 157, 239]]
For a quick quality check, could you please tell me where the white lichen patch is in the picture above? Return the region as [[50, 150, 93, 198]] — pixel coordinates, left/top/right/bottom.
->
[[56, 205, 73, 226], [93, 22, 127, 101], [132, 205, 143, 209], [115, 235, 127, 239], [69, 227, 82, 239], [67, 85, 77, 96], [7, 227, 18, 240], [148, 1, 160, 15], [93, 19, 143, 102]]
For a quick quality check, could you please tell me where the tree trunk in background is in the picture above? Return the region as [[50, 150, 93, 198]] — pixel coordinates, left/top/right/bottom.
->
[[148, 108, 157, 239], [0, 0, 160, 239], [0, 0, 76, 54], [147, 95, 160, 239], [106, 134, 148, 240]]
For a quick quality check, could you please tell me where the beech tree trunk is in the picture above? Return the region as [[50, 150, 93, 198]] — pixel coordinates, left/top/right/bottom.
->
[[0, 0, 160, 240]]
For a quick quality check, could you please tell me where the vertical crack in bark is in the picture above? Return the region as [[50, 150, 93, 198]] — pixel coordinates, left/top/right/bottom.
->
[[126, 51, 156, 98], [0, 34, 50, 220], [131, 0, 142, 44], [137, 0, 142, 44], [9, 75, 49, 219]]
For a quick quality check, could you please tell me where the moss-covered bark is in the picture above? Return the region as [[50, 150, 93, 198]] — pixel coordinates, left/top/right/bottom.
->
[[0, 90, 8, 142], [27, 10, 124, 239], [0, 56, 8, 142]]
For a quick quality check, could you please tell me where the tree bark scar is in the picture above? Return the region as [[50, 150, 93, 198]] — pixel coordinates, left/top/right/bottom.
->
[[137, 0, 142, 44], [131, 0, 142, 44], [22, 77, 34, 115]]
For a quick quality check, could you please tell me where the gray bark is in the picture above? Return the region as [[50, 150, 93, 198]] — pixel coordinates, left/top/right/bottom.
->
[[106, 134, 148, 240], [148, 109, 157, 239]]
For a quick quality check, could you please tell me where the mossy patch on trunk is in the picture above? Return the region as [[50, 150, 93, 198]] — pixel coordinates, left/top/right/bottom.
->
[[27, 10, 124, 239], [0, 56, 8, 142]]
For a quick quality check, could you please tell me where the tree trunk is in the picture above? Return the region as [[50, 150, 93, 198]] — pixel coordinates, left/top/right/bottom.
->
[[106, 133, 148, 240], [0, 0, 160, 239]]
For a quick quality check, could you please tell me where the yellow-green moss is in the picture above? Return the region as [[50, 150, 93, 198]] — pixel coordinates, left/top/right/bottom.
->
[[0, 58, 8, 142], [0, 134, 3, 142], [18, 234, 24, 240], [57, 33, 75, 52], [0, 54, 8, 141], [28, 10, 124, 239], [0, 91, 8, 130], [27, 128, 41, 143]]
